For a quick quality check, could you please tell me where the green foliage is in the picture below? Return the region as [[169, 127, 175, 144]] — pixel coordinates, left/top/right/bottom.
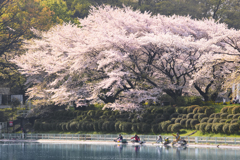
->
[[200, 117, 208, 123], [220, 113, 228, 119], [231, 119, 238, 124], [193, 114, 199, 119], [131, 123, 138, 132], [175, 118, 182, 123], [227, 106, 234, 114], [141, 123, 151, 133], [163, 107, 175, 115], [171, 123, 182, 132], [220, 119, 226, 123], [215, 123, 224, 133], [200, 123, 207, 132], [119, 122, 132, 132], [190, 119, 199, 129], [227, 114, 234, 119], [167, 124, 173, 132], [114, 121, 121, 132], [69, 121, 78, 131], [221, 107, 229, 113], [195, 124, 200, 130], [223, 124, 230, 134], [170, 118, 176, 124], [225, 119, 231, 123], [214, 113, 221, 119], [213, 118, 220, 123], [185, 119, 192, 129], [229, 123, 239, 134], [209, 113, 215, 118], [187, 113, 194, 119], [187, 105, 199, 113], [232, 106, 240, 114], [233, 114, 240, 119], [180, 119, 187, 127], [161, 120, 171, 132], [170, 113, 179, 119], [205, 124, 212, 133]]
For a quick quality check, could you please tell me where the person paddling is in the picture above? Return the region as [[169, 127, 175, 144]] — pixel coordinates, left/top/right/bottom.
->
[[114, 134, 123, 142], [156, 135, 162, 143], [131, 134, 140, 142]]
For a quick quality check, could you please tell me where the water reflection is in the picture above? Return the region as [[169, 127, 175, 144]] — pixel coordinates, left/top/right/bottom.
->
[[0, 142, 239, 160]]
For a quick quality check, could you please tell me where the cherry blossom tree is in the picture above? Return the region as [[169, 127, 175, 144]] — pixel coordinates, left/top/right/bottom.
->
[[13, 5, 238, 110]]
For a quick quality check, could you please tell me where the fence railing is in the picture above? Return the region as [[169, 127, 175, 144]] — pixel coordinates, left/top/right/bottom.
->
[[1, 133, 240, 145]]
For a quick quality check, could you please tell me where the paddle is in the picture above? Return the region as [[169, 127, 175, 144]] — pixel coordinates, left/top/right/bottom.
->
[[186, 130, 197, 136]]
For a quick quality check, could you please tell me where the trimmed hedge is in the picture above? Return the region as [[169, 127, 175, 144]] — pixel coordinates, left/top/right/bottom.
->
[[187, 105, 199, 113], [200, 117, 208, 123], [198, 113, 207, 121], [170, 113, 179, 119], [171, 123, 182, 132], [214, 113, 221, 118], [221, 107, 229, 113], [161, 121, 171, 132], [220, 113, 228, 119], [167, 124, 173, 132], [229, 123, 239, 134], [227, 114, 234, 119], [132, 123, 138, 132], [223, 124, 230, 134], [187, 113, 194, 119], [175, 118, 182, 123], [207, 118, 214, 123], [225, 119, 231, 123], [185, 119, 192, 129], [233, 114, 240, 119], [190, 119, 199, 129], [213, 118, 220, 123], [180, 119, 187, 127], [232, 106, 240, 114], [231, 119, 238, 124], [205, 124, 212, 133], [209, 113, 215, 118], [220, 119, 226, 123], [200, 123, 207, 132], [193, 114, 199, 119], [214, 123, 224, 133]]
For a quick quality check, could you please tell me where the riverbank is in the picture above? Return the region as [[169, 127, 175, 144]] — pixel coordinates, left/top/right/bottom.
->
[[1, 139, 240, 149]]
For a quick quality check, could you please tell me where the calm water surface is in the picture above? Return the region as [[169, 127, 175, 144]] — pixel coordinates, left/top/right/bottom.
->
[[0, 143, 239, 160]]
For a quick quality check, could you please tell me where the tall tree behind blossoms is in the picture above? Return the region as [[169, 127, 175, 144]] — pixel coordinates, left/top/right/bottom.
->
[[13, 5, 237, 111], [0, 0, 55, 96]]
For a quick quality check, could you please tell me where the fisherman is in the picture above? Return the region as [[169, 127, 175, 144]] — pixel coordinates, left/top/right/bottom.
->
[[131, 134, 140, 142], [114, 134, 123, 142], [156, 135, 162, 143], [172, 132, 180, 142]]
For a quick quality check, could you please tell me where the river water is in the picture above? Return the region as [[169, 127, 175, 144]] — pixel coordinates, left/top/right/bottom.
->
[[0, 143, 239, 160]]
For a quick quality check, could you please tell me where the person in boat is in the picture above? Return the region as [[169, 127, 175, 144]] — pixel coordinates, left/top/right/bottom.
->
[[131, 134, 140, 142], [172, 132, 180, 142], [164, 137, 170, 145], [156, 135, 162, 143], [114, 134, 123, 142]]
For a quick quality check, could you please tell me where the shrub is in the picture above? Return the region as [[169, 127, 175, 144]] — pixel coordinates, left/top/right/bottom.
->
[[98, 121, 104, 131], [182, 108, 188, 114], [141, 123, 151, 133], [213, 118, 220, 123], [176, 107, 183, 114], [220, 113, 228, 119], [182, 114, 187, 119], [232, 106, 240, 114], [204, 107, 215, 116], [205, 124, 213, 133], [190, 119, 199, 129], [151, 124, 159, 133], [170, 113, 179, 119], [193, 114, 199, 119], [223, 124, 230, 134], [227, 106, 234, 114], [151, 108, 163, 114], [164, 107, 175, 115], [115, 121, 121, 132], [200, 123, 207, 132], [185, 119, 192, 129], [86, 122, 94, 131], [207, 118, 214, 123], [93, 122, 99, 131], [180, 119, 187, 127], [187, 105, 199, 113], [119, 122, 132, 132], [200, 117, 208, 123], [231, 119, 238, 124], [187, 113, 194, 119], [167, 124, 173, 132], [198, 113, 207, 121], [233, 114, 240, 119], [225, 119, 231, 123], [69, 121, 78, 131], [171, 123, 182, 132], [215, 123, 224, 133], [220, 119, 226, 123], [211, 123, 217, 132], [33, 122, 41, 131], [227, 114, 234, 119], [175, 118, 182, 123], [137, 123, 142, 132], [195, 124, 200, 130], [229, 123, 239, 134], [214, 113, 221, 118], [209, 113, 215, 118], [131, 123, 138, 132], [170, 118, 176, 124], [221, 107, 229, 113], [193, 107, 200, 114], [161, 121, 171, 132]]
